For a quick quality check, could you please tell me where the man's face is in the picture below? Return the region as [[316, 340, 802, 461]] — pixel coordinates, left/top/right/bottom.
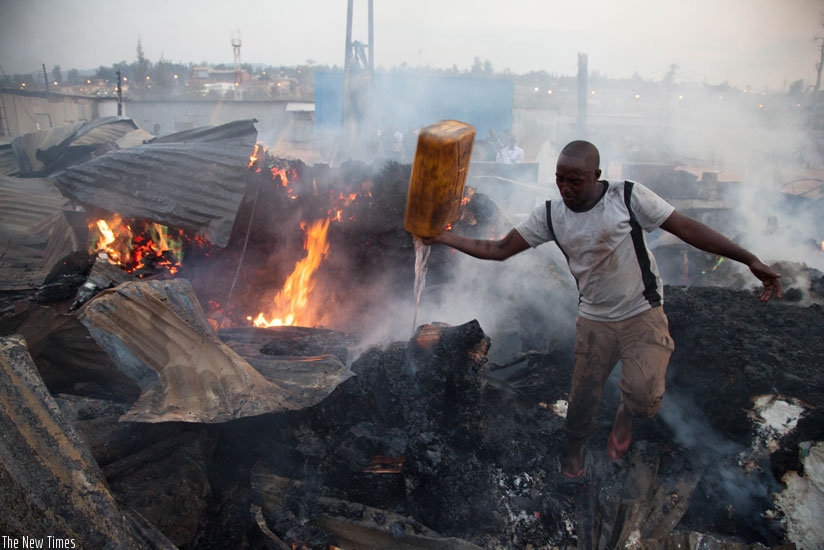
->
[[555, 152, 601, 210]]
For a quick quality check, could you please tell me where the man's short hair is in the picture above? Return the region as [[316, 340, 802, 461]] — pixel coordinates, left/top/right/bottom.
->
[[561, 140, 600, 170]]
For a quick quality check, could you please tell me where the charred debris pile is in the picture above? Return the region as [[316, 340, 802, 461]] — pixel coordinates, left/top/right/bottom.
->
[[1, 118, 823, 549]]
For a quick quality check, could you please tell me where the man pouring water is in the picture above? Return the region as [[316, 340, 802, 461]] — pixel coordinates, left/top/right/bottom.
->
[[421, 139, 782, 478]]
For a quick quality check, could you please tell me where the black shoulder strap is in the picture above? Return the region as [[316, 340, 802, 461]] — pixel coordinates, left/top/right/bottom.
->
[[623, 180, 634, 212], [545, 200, 569, 262], [623, 181, 662, 307]]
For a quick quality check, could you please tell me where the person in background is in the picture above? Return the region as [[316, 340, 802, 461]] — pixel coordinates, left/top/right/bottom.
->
[[422, 140, 782, 478], [484, 129, 503, 159], [392, 129, 405, 160], [497, 134, 525, 163]]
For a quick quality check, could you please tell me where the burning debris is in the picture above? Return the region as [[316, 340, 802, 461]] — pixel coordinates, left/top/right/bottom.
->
[[88, 214, 188, 277], [1, 118, 823, 549], [55, 119, 259, 248]]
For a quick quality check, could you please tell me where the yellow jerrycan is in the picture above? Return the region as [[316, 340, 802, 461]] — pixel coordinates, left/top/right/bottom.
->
[[404, 120, 475, 238]]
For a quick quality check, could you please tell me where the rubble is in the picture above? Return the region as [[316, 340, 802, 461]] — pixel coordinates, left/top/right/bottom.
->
[[0, 174, 86, 291], [0, 302, 140, 401], [773, 441, 824, 550], [0, 334, 176, 549], [78, 278, 352, 423], [1, 118, 822, 548]]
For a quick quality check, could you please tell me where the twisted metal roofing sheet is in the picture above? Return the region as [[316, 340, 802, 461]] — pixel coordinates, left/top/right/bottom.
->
[[56, 119, 259, 247], [0, 175, 83, 290]]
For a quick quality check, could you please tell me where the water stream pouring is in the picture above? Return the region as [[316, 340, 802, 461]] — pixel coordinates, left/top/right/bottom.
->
[[404, 120, 475, 333], [411, 237, 431, 333]]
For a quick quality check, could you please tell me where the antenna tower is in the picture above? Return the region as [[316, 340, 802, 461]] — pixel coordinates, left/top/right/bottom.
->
[[231, 31, 243, 99]]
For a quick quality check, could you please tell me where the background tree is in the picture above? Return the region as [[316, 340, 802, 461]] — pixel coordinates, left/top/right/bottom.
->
[[152, 56, 174, 96], [95, 65, 117, 83], [66, 68, 82, 85], [787, 79, 805, 96], [50, 65, 63, 85], [134, 37, 152, 94], [112, 61, 131, 82]]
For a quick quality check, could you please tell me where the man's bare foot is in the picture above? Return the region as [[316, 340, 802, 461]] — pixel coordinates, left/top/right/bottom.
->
[[562, 440, 585, 478], [607, 403, 632, 461]]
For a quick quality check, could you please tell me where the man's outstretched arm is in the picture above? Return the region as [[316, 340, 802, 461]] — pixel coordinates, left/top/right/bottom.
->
[[422, 228, 530, 261], [660, 210, 782, 302]]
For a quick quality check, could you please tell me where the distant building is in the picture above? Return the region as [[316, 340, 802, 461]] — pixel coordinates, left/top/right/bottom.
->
[[190, 66, 251, 85]]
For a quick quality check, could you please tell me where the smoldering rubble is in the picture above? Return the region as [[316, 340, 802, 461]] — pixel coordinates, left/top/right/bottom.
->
[[1, 118, 823, 549]]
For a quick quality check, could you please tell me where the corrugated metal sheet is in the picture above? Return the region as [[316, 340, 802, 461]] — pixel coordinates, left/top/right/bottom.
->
[[78, 279, 351, 423], [0, 304, 141, 401], [116, 128, 155, 149], [0, 175, 71, 230], [0, 175, 84, 290], [12, 117, 139, 176], [12, 123, 79, 173], [0, 335, 176, 548], [56, 119, 258, 247], [0, 141, 20, 176], [149, 118, 258, 146]]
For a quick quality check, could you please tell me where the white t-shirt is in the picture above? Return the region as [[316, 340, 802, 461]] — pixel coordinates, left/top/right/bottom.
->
[[515, 180, 675, 321]]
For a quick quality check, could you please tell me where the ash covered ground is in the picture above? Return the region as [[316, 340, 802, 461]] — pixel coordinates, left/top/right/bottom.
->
[[185, 274, 824, 549]]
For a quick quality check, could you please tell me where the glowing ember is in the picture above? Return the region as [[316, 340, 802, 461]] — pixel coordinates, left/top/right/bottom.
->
[[250, 218, 331, 327], [444, 189, 476, 232], [364, 455, 406, 474], [89, 215, 185, 276], [414, 324, 444, 349]]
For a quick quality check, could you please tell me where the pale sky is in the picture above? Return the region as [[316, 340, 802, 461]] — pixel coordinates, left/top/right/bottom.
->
[[1, 0, 822, 90]]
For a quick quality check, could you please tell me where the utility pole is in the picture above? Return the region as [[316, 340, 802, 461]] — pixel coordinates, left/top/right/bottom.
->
[[232, 30, 243, 100], [338, 0, 375, 162], [42, 64, 49, 94], [812, 37, 824, 128], [577, 52, 588, 139], [116, 70, 124, 116], [342, 0, 354, 117], [368, 0, 374, 76]]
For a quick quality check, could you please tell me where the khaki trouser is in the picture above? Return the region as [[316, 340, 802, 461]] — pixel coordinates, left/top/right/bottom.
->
[[565, 306, 675, 442]]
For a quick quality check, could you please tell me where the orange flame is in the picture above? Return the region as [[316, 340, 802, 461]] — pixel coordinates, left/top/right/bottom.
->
[[96, 218, 118, 256], [271, 166, 289, 186], [250, 218, 331, 327], [89, 215, 184, 276], [248, 144, 260, 169]]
